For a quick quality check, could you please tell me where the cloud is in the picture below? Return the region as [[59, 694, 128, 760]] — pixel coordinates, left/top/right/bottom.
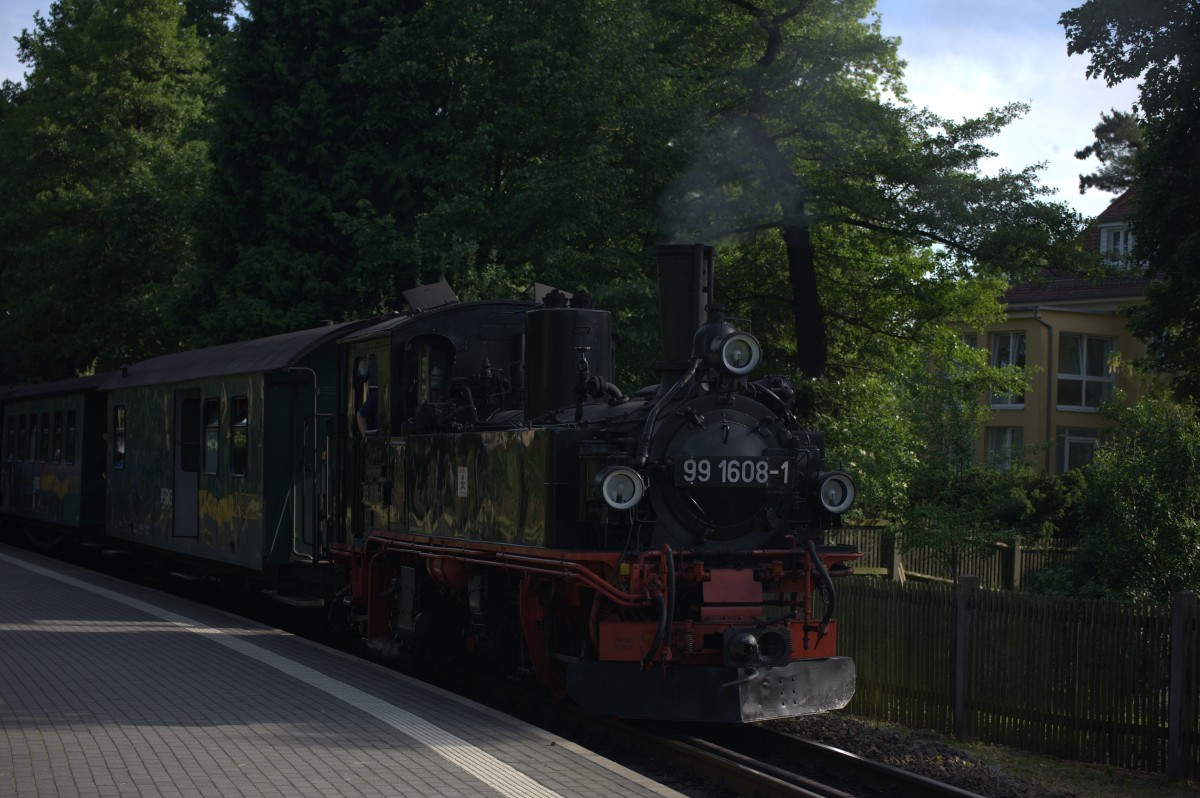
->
[[875, 0, 1140, 217]]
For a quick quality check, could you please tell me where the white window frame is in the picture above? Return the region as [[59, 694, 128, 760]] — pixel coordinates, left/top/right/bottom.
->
[[1057, 334, 1115, 411], [1099, 223, 1134, 257], [1057, 427, 1099, 473], [986, 427, 1024, 471], [989, 332, 1026, 408]]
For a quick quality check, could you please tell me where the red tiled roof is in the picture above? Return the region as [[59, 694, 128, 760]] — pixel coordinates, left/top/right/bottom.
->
[[1080, 186, 1138, 253], [1003, 274, 1150, 306], [1003, 187, 1147, 306]]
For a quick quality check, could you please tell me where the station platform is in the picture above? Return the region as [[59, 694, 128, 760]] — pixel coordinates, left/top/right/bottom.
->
[[0, 545, 684, 798]]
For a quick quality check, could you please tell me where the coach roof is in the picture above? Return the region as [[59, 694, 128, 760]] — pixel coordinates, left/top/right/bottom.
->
[[0, 372, 114, 402], [102, 320, 369, 390]]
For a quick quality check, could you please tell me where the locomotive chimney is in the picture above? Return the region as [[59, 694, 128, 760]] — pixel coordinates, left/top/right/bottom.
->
[[655, 244, 714, 386]]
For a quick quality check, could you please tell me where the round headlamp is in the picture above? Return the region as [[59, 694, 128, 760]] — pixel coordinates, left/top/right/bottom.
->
[[817, 471, 856, 515], [595, 466, 645, 511], [715, 332, 761, 376]]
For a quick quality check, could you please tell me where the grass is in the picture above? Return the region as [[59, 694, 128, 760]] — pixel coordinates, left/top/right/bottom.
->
[[955, 738, 1199, 798], [859, 715, 1200, 798]]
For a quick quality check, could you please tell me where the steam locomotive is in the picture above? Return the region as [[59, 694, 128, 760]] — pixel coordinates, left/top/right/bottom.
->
[[0, 244, 859, 723]]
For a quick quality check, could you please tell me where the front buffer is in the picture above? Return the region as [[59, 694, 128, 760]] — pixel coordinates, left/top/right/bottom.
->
[[565, 656, 856, 723]]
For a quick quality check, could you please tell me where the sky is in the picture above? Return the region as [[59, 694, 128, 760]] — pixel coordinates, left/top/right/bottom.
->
[[1, 1, 1139, 219]]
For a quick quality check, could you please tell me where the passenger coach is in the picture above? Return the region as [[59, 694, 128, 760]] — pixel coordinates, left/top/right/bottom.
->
[[0, 373, 110, 541], [100, 322, 365, 593]]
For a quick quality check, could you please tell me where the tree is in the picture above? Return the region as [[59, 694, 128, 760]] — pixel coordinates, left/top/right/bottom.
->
[[190, 0, 680, 352], [1074, 108, 1143, 194], [1070, 398, 1200, 603], [0, 0, 216, 384], [1062, 0, 1200, 399], [656, 0, 1084, 390]]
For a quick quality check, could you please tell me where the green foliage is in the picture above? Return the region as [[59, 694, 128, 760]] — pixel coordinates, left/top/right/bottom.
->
[[817, 318, 1083, 578], [1069, 398, 1200, 604], [190, 0, 675, 345], [1073, 108, 1143, 194], [1127, 121, 1200, 398], [1061, 0, 1196, 120], [1063, 0, 1200, 400], [815, 321, 1022, 523], [0, 0, 216, 384], [656, 1, 1085, 380]]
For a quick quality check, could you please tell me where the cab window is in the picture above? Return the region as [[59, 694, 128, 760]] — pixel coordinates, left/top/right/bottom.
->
[[353, 355, 379, 436], [401, 337, 454, 420]]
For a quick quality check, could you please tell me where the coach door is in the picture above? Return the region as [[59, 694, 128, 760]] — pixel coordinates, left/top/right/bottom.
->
[[173, 390, 200, 538]]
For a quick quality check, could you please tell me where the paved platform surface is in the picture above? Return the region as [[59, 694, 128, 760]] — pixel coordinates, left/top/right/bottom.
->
[[0, 545, 685, 798]]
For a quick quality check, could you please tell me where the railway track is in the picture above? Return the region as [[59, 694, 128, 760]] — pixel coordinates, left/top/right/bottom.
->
[[677, 723, 993, 798], [437, 663, 991, 798]]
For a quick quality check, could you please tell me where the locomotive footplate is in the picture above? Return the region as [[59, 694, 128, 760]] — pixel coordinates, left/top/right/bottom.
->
[[565, 657, 855, 723]]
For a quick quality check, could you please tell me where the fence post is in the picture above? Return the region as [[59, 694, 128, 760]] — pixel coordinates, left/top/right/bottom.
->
[[881, 530, 903, 581], [1168, 590, 1196, 782], [954, 575, 978, 742], [1003, 537, 1023, 591]]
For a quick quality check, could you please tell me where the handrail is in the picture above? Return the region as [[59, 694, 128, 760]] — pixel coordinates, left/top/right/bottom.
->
[[369, 535, 654, 609]]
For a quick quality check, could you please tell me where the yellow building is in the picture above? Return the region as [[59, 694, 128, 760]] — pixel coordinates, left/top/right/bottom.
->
[[974, 188, 1149, 473]]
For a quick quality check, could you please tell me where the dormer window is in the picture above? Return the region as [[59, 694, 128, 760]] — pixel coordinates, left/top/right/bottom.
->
[[1099, 223, 1134, 258]]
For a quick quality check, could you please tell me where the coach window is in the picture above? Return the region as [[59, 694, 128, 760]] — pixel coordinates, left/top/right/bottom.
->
[[5, 416, 14, 461], [28, 414, 38, 461], [39, 412, 50, 462], [65, 410, 77, 465], [17, 415, 27, 462], [203, 399, 220, 475], [52, 411, 63, 463], [113, 406, 126, 468], [230, 395, 248, 476]]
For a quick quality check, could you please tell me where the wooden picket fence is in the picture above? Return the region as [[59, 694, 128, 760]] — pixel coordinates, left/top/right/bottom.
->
[[832, 578, 1200, 778], [828, 526, 1079, 590]]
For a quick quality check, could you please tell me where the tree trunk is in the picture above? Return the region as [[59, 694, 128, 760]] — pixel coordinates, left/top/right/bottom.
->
[[783, 221, 827, 380]]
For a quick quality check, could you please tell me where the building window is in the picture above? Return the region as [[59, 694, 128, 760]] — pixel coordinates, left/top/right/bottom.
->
[[1058, 427, 1100, 472], [113, 406, 126, 468], [1099, 223, 1134, 257], [230, 396, 248, 476], [1058, 334, 1114, 410], [203, 399, 220, 475], [65, 410, 76, 465], [987, 427, 1025, 471], [989, 332, 1026, 407]]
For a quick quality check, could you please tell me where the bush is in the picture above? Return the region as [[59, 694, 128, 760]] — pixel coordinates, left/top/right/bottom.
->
[[1070, 398, 1200, 604]]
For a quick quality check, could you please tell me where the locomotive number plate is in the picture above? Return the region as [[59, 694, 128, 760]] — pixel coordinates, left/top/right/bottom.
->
[[675, 456, 795, 488]]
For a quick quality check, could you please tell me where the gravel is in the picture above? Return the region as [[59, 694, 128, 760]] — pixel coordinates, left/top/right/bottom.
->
[[774, 713, 1076, 798]]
